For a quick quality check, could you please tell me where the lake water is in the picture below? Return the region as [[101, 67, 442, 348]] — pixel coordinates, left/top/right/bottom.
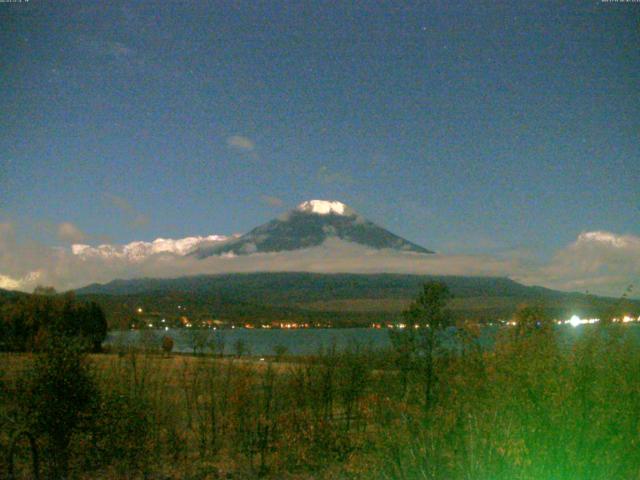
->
[[106, 324, 640, 356], [107, 328, 392, 356]]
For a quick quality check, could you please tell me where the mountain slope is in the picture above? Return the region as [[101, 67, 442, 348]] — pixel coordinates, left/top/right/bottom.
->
[[75, 272, 640, 328], [76, 272, 551, 300], [194, 200, 433, 257]]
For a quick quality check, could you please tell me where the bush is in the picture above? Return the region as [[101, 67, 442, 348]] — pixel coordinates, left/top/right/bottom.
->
[[161, 335, 174, 356], [17, 337, 98, 478], [273, 344, 288, 361], [0, 291, 107, 353]]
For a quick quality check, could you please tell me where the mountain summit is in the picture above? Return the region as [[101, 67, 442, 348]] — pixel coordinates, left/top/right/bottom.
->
[[296, 200, 355, 216], [193, 200, 433, 257]]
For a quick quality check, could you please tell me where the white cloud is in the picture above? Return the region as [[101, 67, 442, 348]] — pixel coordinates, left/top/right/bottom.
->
[[0, 230, 637, 298], [517, 231, 640, 297], [0, 273, 22, 290], [0, 271, 42, 291], [104, 194, 150, 229], [57, 222, 89, 243], [227, 135, 255, 152], [0, 235, 520, 292], [71, 235, 231, 262]]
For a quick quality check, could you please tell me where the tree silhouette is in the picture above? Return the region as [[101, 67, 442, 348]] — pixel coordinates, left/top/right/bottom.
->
[[390, 281, 452, 411]]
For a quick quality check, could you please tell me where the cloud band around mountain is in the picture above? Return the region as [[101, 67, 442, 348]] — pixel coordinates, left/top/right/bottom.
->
[[0, 230, 638, 298]]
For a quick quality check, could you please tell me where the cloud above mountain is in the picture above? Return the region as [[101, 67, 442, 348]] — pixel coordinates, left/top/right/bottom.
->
[[104, 194, 150, 229], [0, 230, 638, 298], [227, 135, 255, 152], [519, 231, 640, 296], [57, 222, 89, 243]]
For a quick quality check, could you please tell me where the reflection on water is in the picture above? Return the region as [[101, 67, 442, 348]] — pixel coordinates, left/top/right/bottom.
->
[[106, 324, 640, 357], [107, 328, 392, 356]]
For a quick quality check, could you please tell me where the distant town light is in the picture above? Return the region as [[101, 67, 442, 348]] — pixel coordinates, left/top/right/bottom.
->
[[566, 315, 600, 327], [569, 315, 582, 328]]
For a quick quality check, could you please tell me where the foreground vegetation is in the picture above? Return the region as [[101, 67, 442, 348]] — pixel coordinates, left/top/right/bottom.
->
[[0, 287, 107, 353], [2, 284, 640, 479]]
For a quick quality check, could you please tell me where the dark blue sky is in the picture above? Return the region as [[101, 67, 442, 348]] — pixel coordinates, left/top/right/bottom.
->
[[1, 1, 638, 257]]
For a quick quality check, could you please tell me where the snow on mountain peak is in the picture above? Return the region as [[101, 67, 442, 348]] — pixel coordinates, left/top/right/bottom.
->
[[296, 200, 353, 216]]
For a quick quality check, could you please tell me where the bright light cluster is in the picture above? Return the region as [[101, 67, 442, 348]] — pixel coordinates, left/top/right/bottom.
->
[[566, 315, 600, 327], [502, 314, 640, 329], [563, 314, 640, 327]]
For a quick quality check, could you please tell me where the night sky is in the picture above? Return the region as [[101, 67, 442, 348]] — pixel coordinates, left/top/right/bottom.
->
[[1, 1, 639, 293]]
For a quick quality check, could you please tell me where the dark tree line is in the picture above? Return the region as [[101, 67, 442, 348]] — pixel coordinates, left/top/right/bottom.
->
[[0, 287, 107, 352]]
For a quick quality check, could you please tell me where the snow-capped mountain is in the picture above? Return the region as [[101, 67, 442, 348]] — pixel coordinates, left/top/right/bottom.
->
[[193, 200, 433, 257], [72, 235, 231, 262], [69, 199, 431, 263], [296, 200, 356, 216]]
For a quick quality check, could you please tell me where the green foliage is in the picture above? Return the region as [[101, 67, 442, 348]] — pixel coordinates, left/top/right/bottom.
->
[[83, 302, 108, 353], [16, 337, 98, 478], [33, 285, 57, 296], [390, 282, 453, 409], [273, 344, 288, 361], [513, 304, 553, 340], [85, 378, 152, 476], [4, 295, 640, 478], [137, 327, 160, 352], [234, 338, 247, 357], [0, 290, 107, 353], [186, 327, 209, 356], [161, 335, 174, 355], [378, 313, 640, 479], [403, 281, 453, 330]]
